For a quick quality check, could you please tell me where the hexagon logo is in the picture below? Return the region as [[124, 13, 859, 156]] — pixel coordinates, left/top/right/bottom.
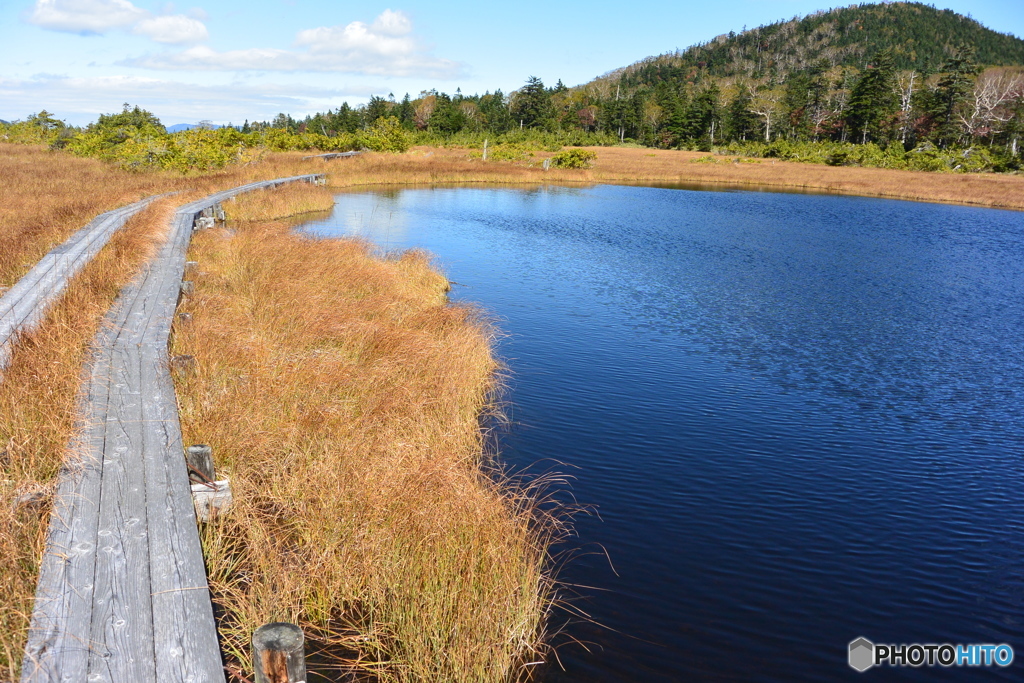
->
[[849, 637, 875, 672]]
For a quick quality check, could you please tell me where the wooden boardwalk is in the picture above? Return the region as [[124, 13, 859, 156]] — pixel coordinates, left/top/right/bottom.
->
[[21, 176, 323, 683], [0, 196, 159, 372], [301, 151, 361, 161]]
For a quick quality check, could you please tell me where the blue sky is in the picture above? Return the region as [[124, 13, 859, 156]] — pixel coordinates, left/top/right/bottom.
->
[[2, 0, 1022, 126]]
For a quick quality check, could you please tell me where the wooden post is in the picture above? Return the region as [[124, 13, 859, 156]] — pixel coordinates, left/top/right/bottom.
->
[[184, 260, 199, 273], [180, 280, 195, 297], [253, 623, 306, 683], [186, 444, 215, 484], [482, 139, 488, 161]]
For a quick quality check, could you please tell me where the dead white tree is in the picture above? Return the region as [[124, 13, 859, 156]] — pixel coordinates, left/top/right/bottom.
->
[[959, 70, 1024, 140], [895, 70, 917, 145], [752, 88, 784, 141]]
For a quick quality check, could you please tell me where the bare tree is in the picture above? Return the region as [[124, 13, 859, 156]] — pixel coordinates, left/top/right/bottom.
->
[[895, 70, 916, 145], [959, 69, 1024, 140], [752, 88, 784, 141]]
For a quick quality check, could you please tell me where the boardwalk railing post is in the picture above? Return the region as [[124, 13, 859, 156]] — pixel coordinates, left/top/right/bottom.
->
[[185, 444, 215, 483], [253, 623, 306, 683], [187, 444, 233, 521]]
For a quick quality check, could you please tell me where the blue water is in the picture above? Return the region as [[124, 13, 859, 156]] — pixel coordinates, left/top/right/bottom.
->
[[301, 184, 1024, 681]]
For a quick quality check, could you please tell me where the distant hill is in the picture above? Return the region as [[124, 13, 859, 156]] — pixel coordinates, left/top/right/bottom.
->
[[588, 2, 1024, 90], [167, 123, 223, 132]]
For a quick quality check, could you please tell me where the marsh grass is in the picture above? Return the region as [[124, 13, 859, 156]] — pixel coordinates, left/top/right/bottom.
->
[[318, 146, 1024, 211], [0, 145, 369, 678], [174, 202, 559, 681], [221, 181, 337, 222]]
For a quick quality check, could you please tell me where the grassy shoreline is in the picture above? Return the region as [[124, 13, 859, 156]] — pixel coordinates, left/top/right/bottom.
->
[[176, 183, 555, 681], [315, 146, 1024, 212]]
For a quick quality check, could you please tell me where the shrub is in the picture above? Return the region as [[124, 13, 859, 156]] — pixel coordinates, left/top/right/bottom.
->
[[363, 116, 411, 153], [549, 148, 597, 169]]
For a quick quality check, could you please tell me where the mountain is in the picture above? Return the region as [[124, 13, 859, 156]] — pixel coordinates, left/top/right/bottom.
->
[[167, 123, 223, 132], [587, 2, 1024, 90]]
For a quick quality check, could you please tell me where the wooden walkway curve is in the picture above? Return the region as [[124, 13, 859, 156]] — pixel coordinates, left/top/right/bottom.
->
[[21, 175, 324, 683], [0, 196, 160, 372]]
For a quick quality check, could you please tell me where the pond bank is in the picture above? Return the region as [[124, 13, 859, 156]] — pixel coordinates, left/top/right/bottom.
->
[[320, 146, 1024, 212], [173, 183, 555, 681]]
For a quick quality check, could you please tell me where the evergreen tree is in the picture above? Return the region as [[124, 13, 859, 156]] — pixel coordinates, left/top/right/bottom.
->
[[479, 90, 513, 133], [428, 93, 466, 134], [396, 94, 415, 128], [931, 46, 980, 147], [682, 84, 721, 143], [726, 85, 760, 141], [364, 95, 391, 125], [511, 76, 553, 129], [844, 50, 898, 143]]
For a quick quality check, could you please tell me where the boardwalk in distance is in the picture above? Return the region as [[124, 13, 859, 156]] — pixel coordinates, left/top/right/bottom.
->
[[0, 196, 160, 372], [21, 176, 323, 683]]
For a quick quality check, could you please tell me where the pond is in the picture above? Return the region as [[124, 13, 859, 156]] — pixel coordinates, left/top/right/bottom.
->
[[300, 184, 1024, 681]]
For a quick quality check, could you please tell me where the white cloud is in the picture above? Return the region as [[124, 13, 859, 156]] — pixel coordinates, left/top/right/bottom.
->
[[133, 14, 208, 44], [0, 73, 376, 124], [126, 10, 463, 78], [27, 0, 146, 33], [26, 0, 208, 45], [370, 9, 412, 37]]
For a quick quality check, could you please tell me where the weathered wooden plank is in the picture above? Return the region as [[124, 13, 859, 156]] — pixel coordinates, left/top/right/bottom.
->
[[21, 338, 117, 681], [88, 346, 155, 683], [301, 151, 360, 161], [143, 348, 224, 682], [24, 175, 323, 683]]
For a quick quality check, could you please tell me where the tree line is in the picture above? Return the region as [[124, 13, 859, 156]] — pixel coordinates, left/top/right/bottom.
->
[[244, 45, 1022, 171]]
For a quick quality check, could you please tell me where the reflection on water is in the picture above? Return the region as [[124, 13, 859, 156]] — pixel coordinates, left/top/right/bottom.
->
[[301, 185, 1024, 681]]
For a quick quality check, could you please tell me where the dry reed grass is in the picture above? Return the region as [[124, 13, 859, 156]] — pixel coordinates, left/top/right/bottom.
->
[[315, 146, 1024, 211], [174, 195, 555, 681], [221, 181, 336, 222], [0, 143, 337, 287]]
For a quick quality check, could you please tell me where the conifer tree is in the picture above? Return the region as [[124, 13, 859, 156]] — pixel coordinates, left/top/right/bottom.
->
[[511, 77, 553, 129], [844, 50, 898, 144], [932, 46, 980, 147]]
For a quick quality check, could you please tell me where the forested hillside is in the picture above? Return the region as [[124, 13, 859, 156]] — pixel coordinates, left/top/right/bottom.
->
[[603, 2, 1024, 87], [280, 2, 1024, 171]]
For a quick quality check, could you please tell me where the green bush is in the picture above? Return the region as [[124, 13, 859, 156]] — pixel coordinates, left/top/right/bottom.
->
[[362, 116, 411, 153], [549, 148, 597, 169]]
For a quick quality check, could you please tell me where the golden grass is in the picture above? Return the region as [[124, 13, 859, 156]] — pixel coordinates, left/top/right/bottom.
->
[[221, 181, 336, 222], [315, 146, 1024, 211], [173, 211, 555, 681], [584, 146, 1024, 211], [0, 143, 334, 287]]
